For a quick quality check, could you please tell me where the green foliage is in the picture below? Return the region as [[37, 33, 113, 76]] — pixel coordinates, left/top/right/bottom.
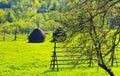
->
[[0, 22, 11, 33], [32, 0, 41, 8], [59, 1, 120, 75], [43, 20, 60, 31], [0, 9, 6, 23], [0, 0, 65, 34], [6, 9, 16, 22]]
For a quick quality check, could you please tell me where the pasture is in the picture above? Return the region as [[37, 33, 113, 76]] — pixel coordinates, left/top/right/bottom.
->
[[0, 33, 120, 76]]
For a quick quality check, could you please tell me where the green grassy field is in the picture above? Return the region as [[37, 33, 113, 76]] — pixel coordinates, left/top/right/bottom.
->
[[0, 33, 120, 76]]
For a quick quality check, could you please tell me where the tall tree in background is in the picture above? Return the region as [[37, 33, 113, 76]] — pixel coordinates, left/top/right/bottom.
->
[[0, 22, 9, 41], [32, 0, 41, 8], [10, 22, 21, 40], [0, 9, 6, 23], [0, 9, 7, 41], [7, 9, 16, 22], [61, 0, 120, 76]]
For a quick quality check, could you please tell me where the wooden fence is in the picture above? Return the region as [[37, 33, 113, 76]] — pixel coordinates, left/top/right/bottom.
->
[[50, 42, 120, 71], [0, 33, 28, 41]]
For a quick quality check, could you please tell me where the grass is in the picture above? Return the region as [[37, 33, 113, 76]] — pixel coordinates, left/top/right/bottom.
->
[[0, 33, 120, 76]]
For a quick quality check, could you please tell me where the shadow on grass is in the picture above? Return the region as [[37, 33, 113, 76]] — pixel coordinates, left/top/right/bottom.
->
[[26, 41, 45, 43], [41, 69, 59, 74]]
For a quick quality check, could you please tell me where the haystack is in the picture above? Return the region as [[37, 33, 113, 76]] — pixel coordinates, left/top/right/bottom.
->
[[28, 28, 45, 43], [110, 16, 120, 29], [53, 27, 67, 42]]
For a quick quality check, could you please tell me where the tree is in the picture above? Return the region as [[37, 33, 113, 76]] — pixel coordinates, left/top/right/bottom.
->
[[31, 13, 45, 28], [0, 9, 6, 23], [10, 22, 20, 40], [61, 0, 120, 76], [32, 0, 41, 8], [6, 9, 16, 22], [0, 22, 11, 41]]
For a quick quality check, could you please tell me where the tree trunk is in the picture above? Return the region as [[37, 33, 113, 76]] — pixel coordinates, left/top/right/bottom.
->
[[14, 31, 17, 40], [111, 50, 115, 66], [97, 49, 114, 76], [98, 63, 114, 76], [88, 51, 92, 67], [3, 31, 5, 41], [14, 27, 18, 40]]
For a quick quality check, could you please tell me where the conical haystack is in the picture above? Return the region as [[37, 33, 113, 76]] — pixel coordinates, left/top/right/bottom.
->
[[28, 28, 45, 43]]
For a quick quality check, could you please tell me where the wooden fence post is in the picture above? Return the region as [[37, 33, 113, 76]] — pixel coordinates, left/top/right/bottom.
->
[[50, 41, 59, 71]]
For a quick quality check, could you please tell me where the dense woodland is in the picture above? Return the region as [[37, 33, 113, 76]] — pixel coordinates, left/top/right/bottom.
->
[[0, 0, 69, 34], [0, 0, 120, 34]]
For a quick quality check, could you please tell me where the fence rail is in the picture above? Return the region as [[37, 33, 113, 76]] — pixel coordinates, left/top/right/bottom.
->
[[0, 33, 28, 41], [50, 42, 120, 71]]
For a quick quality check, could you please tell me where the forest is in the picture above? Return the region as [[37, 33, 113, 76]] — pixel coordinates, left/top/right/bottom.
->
[[0, 0, 119, 33], [0, 0, 68, 34]]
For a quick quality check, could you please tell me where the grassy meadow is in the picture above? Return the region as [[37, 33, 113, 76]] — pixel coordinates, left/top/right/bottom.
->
[[0, 33, 120, 76]]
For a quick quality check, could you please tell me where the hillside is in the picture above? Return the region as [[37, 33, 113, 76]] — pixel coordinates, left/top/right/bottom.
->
[[0, 0, 69, 35]]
